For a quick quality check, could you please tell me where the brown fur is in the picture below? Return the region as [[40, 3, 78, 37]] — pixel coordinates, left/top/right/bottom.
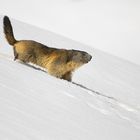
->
[[3, 16, 92, 81]]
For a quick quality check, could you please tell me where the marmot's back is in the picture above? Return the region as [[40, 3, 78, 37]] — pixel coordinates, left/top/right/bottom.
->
[[15, 40, 44, 54]]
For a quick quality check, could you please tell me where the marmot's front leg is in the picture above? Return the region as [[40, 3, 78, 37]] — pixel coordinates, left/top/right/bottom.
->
[[61, 71, 72, 82]]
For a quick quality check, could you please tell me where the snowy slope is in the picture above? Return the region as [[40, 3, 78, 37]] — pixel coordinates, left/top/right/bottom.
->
[[0, 16, 140, 140]]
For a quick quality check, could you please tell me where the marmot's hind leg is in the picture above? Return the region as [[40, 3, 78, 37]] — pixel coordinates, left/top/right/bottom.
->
[[13, 48, 18, 61], [61, 71, 72, 82]]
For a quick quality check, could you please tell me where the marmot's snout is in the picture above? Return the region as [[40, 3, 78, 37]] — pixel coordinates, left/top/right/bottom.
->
[[87, 54, 92, 62], [83, 52, 92, 63]]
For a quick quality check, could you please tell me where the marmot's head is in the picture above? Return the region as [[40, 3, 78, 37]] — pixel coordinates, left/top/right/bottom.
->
[[69, 50, 92, 64]]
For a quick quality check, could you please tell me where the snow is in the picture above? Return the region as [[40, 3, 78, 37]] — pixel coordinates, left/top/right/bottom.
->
[[0, 16, 140, 140]]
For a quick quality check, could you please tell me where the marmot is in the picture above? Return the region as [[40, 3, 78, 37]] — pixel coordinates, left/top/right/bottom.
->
[[3, 16, 92, 81]]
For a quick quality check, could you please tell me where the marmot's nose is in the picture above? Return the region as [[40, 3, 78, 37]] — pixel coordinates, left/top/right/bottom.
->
[[88, 54, 92, 61], [89, 55, 92, 60]]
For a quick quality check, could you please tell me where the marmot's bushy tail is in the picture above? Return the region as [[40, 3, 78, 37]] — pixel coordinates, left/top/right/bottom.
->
[[3, 16, 17, 45]]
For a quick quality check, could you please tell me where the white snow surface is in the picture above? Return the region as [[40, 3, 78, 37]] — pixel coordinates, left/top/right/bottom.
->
[[0, 16, 140, 140]]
